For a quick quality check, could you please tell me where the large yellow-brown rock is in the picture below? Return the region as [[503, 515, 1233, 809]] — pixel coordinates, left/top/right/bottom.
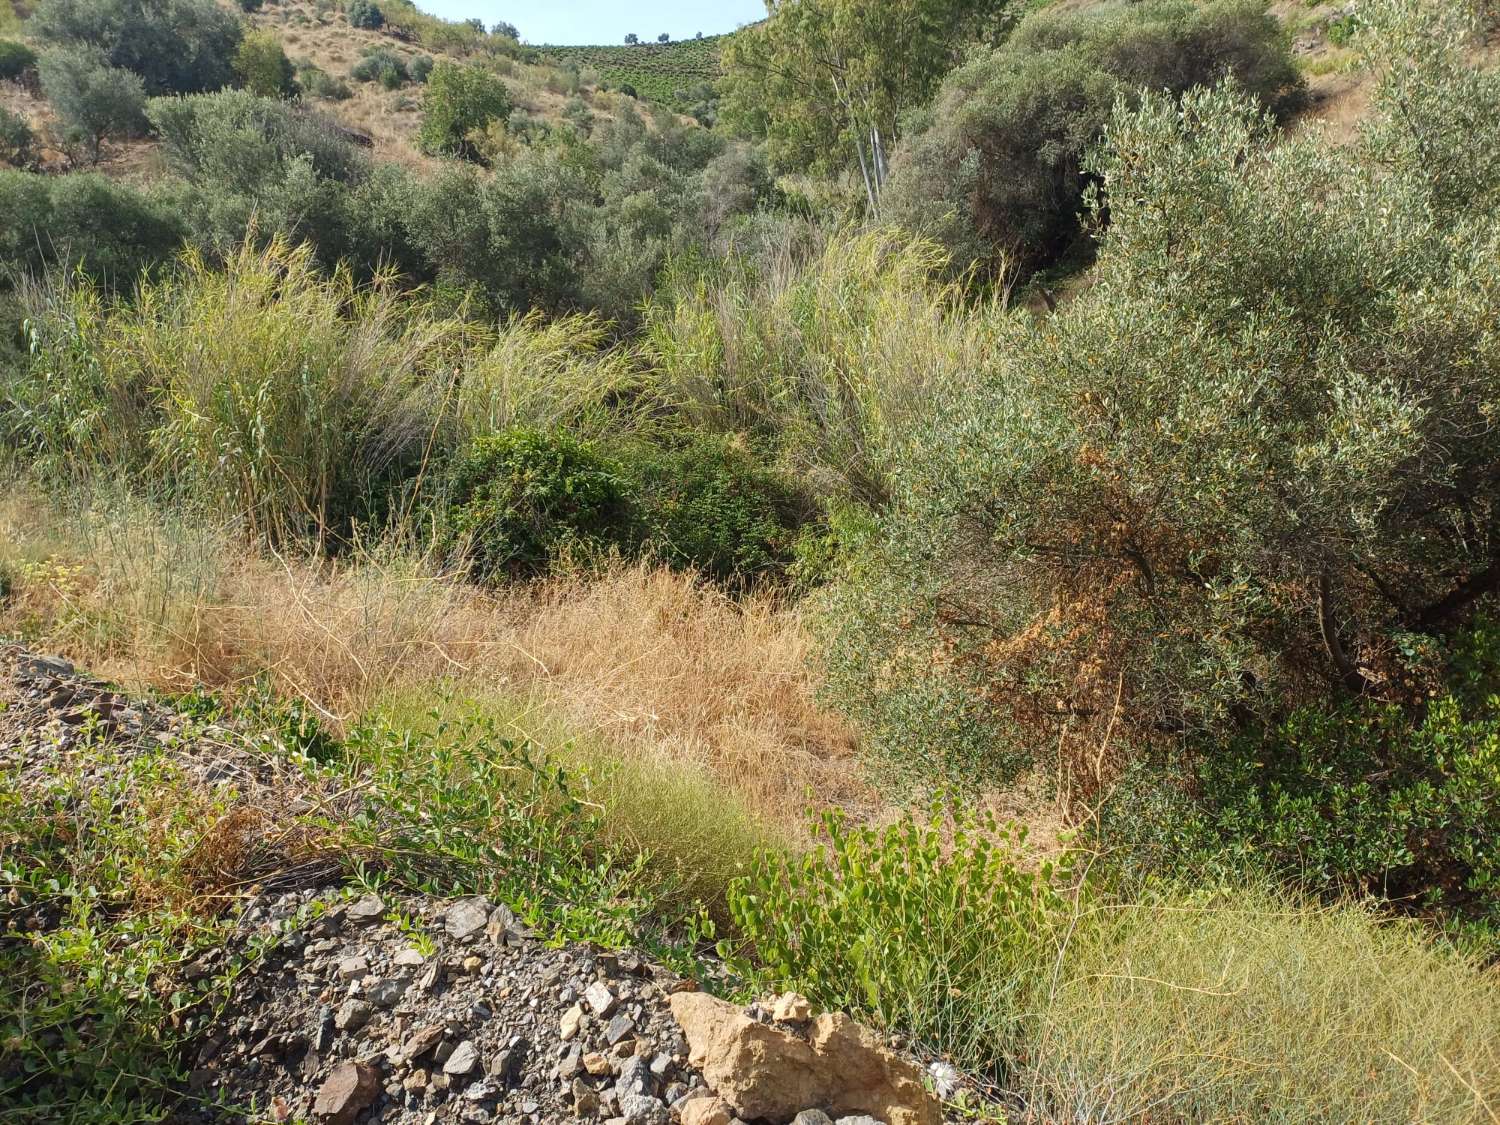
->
[[668, 992, 939, 1125]]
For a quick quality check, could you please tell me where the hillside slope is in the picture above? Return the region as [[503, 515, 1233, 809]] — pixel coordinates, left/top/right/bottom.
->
[[541, 34, 732, 114]]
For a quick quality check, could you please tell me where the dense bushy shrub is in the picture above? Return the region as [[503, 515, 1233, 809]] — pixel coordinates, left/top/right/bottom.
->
[[1103, 622, 1500, 943], [823, 0, 1500, 784], [30, 0, 242, 95], [623, 433, 805, 584], [344, 0, 381, 29], [298, 62, 352, 100], [233, 30, 295, 98], [418, 60, 511, 160], [38, 46, 148, 161], [0, 37, 37, 79], [0, 106, 32, 166], [407, 53, 432, 83], [445, 428, 633, 579], [885, 0, 1304, 277], [349, 46, 405, 86], [0, 170, 184, 284], [148, 90, 367, 192]]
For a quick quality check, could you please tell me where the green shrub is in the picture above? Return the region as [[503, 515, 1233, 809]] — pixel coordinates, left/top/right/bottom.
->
[[344, 0, 382, 29], [418, 60, 511, 160], [444, 428, 634, 579], [623, 432, 805, 585], [885, 0, 1305, 277], [0, 106, 33, 167], [147, 89, 367, 192], [29, 0, 243, 95], [726, 806, 1071, 1071], [38, 46, 148, 162], [822, 2, 1500, 785], [349, 46, 406, 85], [0, 37, 37, 79], [233, 30, 295, 98], [298, 61, 351, 100], [0, 170, 185, 283], [407, 52, 431, 82], [1102, 621, 1500, 945]]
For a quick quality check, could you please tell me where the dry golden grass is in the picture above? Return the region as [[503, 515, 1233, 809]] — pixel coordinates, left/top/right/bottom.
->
[[0, 486, 867, 832], [248, 0, 628, 170]]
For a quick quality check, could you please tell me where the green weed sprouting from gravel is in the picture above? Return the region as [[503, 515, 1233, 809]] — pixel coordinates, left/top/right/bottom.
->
[[324, 709, 714, 956], [0, 725, 249, 1122]]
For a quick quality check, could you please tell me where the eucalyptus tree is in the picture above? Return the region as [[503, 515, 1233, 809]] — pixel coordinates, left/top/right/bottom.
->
[[721, 0, 1000, 214]]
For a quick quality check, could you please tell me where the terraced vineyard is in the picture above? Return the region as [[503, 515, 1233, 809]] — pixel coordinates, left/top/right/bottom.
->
[[541, 33, 733, 111]]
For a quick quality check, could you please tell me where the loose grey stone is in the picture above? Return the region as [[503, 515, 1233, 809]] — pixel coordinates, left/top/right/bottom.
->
[[617, 1055, 654, 1096], [584, 981, 617, 1017], [367, 976, 410, 1008], [336, 955, 368, 981], [445, 896, 493, 941], [444, 1039, 481, 1076], [334, 999, 372, 1032], [346, 893, 385, 922], [604, 1014, 636, 1046], [793, 1113, 835, 1125], [620, 1093, 670, 1125]]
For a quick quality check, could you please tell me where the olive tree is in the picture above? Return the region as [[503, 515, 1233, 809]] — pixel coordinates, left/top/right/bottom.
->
[[883, 0, 1304, 280], [39, 46, 147, 162], [821, 0, 1500, 784]]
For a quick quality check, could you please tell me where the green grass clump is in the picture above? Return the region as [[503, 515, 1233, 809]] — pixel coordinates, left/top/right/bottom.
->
[[1027, 886, 1500, 1123], [370, 690, 787, 925]]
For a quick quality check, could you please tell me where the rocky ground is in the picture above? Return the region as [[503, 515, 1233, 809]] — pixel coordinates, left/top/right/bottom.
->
[[0, 647, 965, 1125]]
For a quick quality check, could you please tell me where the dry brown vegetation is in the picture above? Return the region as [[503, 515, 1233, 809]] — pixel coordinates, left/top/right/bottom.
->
[[0, 485, 869, 833]]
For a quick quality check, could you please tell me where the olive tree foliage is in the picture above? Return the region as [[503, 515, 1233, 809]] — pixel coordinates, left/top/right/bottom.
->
[[30, 0, 242, 94], [720, 0, 1001, 211], [820, 0, 1500, 785], [148, 91, 368, 193], [38, 46, 148, 162], [418, 61, 512, 161], [884, 0, 1304, 280], [233, 29, 296, 98]]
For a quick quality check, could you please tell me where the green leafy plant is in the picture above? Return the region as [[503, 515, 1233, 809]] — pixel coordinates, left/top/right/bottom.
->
[[350, 46, 407, 86], [418, 60, 512, 160], [38, 46, 148, 163], [345, 0, 382, 30], [0, 106, 33, 167], [444, 427, 634, 579], [622, 432, 805, 585], [233, 29, 296, 98], [0, 36, 37, 79], [1102, 620, 1500, 947], [726, 805, 1072, 1071], [29, 0, 243, 96]]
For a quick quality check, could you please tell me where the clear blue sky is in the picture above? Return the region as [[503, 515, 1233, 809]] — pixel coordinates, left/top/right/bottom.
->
[[420, 0, 767, 45]]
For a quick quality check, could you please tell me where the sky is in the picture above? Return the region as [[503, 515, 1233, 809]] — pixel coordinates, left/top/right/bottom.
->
[[420, 0, 768, 46]]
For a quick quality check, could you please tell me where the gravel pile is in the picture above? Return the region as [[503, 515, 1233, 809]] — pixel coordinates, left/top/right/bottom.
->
[[186, 887, 714, 1125]]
